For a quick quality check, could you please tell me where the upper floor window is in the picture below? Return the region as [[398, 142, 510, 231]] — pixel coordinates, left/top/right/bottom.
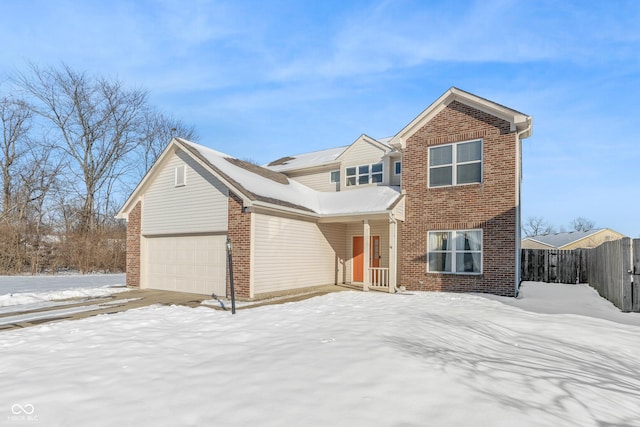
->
[[346, 163, 383, 186], [429, 140, 482, 187], [427, 229, 482, 274], [330, 170, 340, 183], [394, 160, 401, 175]]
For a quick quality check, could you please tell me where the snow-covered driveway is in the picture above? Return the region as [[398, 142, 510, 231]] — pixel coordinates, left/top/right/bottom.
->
[[1, 282, 639, 426]]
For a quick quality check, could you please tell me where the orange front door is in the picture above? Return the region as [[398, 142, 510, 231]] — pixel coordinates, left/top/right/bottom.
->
[[352, 236, 380, 282], [353, 236, 364, 282]]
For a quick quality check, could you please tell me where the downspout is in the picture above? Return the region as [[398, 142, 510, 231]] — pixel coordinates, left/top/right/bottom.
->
[[389, 215, 405, 293], [515, 118, 533, 297]]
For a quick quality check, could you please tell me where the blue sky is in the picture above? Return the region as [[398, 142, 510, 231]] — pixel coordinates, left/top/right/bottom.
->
[[1, 0, 638, 237]]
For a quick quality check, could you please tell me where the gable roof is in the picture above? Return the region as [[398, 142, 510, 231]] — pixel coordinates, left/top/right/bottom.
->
[[117, 138, 402, 219], [265, 134, 395, 173], [335, 134, 392, 162], [266, 145, 347, 172], [389, 87, 533, 148], [522, 229, 622, 249]]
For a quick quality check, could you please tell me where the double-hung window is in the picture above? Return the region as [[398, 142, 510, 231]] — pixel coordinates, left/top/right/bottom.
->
[[429, 139, 482, 187], [427, 229, 482, 274], [346, 163, 383, 186]]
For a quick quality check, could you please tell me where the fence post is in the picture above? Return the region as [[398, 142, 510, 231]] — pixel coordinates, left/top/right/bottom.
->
[[621, 238, 632, 312], [633, 239, 640, 312]]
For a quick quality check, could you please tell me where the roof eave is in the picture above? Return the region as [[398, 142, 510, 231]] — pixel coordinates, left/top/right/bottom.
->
[[275, 160, 341, 175], [390, 87, 533, 148]]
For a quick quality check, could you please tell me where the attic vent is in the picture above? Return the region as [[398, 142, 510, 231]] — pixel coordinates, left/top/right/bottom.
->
[[267, 156, 295, 167], [175, 164, 186, 187]]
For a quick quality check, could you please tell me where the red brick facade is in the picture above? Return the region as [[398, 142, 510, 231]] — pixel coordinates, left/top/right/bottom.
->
[[227, 192, 252, 298], [400, 101, 518, 296], [126, 201, 141, 288]]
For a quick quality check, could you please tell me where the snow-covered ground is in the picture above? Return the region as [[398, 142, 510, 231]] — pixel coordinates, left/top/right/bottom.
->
[[0, 273, 127, 320], [0, 273, 125, 294], [1, 281, 639, 426]]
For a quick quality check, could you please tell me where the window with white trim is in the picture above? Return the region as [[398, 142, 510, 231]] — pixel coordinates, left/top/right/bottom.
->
[[175, 164, 186, 187], [394, 160, 401, 175], [330, 170, 340, 183], [429, 139, 482, 187], [346, 163, 383, 186], [427, 229, 482, 274]]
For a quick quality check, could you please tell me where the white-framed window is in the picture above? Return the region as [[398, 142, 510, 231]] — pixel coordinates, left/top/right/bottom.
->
[[429, 139, 482, 187], [175, 164, 186, 187], [330, 170, 340, 183], [346, 163, 383, 186], [394, 160, 401, 175], [427, 229, 482, 274]]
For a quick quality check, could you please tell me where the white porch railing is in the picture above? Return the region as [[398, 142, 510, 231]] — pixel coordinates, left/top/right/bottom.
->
[[368, 267, 390, 289]]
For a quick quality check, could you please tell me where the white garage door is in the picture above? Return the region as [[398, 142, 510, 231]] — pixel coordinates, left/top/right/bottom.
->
[[144, 235, 227, 296]]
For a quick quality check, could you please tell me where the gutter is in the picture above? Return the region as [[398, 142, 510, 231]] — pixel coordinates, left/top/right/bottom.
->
[[515, 116, 533, 297]]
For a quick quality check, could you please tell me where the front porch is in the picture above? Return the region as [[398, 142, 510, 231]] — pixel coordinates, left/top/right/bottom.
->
[[320, 214, 402, 293]]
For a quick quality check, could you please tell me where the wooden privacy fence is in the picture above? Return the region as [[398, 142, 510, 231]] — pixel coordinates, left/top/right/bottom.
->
[[520, 249, 587, 284], [521, 238, 640, 313]]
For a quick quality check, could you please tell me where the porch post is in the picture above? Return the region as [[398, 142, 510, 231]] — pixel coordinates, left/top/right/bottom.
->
[[389, 217, 397, 293], [363, 219, 370, 291]]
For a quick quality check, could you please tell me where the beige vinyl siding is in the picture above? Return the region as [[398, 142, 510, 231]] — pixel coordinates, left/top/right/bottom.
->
[[392, 197, 405, 221], [143, 150, 228, 235], [344, 221, 389, 283], [253, 213, 346, 294], [288, 168, 339, 192], [341, 139, 387, 191], [560, 229, 625, 250], [390, 159, 402, 186]]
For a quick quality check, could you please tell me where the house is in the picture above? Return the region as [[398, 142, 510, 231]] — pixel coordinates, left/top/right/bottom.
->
[[116, 87, 532, 298], [521, 228, 626, 250]]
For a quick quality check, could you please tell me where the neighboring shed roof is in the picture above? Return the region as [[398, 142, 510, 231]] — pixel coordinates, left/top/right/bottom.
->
[[522, 229, 611, 249]]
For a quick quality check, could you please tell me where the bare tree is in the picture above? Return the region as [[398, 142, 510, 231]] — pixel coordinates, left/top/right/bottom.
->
[[0, 96, 32, 219], [522, 216, 555, 237], [138, 109, 198, 174], [570, 217, 595, 232], [15, 63, 148, 232]]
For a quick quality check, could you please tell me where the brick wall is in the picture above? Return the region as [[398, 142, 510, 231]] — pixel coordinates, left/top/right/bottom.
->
[[400, 100, 518, 296], [227, 192, 252, 298], [126, 201, 141, 287]]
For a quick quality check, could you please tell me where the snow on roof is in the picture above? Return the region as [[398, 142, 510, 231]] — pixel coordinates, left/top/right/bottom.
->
[[177, 139, 401, 216], [265, 145, 348, 172], [523, 229, 605, 248]]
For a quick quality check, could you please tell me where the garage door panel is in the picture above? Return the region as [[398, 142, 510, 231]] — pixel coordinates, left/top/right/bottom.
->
[[145, 235, 227, 296]]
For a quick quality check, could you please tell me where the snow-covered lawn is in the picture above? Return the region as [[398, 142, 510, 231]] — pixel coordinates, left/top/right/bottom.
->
[[0, 274, 127, 321], [0, 273, 126, 294], [1, 281, 639, 426]]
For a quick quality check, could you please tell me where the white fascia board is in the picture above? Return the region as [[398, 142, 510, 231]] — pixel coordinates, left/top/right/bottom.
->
[[317, 211, 392, 224], [337, 134, 390, 161], [173, 139, 254, 208], [523, 238, 555, 249], [248, 201, 319, 220], [390, 87, 533, 148], [116, 139, 182, 219]]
